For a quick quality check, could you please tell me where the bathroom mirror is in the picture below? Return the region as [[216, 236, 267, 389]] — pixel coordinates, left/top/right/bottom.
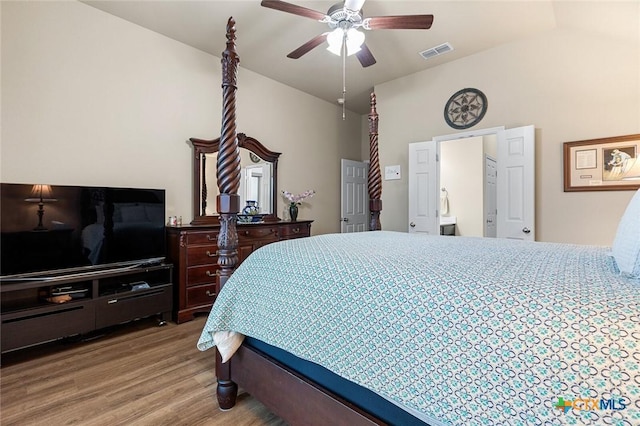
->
[[190, 133, 281, 225]]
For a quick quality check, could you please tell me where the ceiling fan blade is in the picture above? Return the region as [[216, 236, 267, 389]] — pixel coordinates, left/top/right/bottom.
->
[[356, 43, 376, 68], [344, 0, 366, 12], [287, 33, 328, 59], [364, 15, 434, 30], [260, 0, 327, 21]]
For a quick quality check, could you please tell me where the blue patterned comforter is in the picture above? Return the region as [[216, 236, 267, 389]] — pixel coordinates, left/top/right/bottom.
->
[[198, 231, 640, 425]]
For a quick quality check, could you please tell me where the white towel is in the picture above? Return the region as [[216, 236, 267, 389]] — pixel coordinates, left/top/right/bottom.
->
[[440, 193, 449, 215]]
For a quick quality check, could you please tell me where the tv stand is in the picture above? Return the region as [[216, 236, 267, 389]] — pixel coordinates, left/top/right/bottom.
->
[[0, 264, 173, 353]]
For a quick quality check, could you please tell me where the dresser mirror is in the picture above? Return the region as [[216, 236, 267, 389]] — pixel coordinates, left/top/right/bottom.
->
[[190, 133, 281, 225]]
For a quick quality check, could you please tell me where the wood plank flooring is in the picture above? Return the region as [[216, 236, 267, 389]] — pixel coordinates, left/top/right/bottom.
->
[[1, 316, 287, 426]]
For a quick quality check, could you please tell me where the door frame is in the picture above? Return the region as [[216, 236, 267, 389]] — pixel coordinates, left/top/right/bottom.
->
[[433, 127, 506, 146], [431, 126, 535, 240], [434, 127, 503, 238]]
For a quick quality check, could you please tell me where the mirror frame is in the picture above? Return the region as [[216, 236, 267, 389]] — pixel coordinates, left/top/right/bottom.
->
[[189, 133, 281, 225]]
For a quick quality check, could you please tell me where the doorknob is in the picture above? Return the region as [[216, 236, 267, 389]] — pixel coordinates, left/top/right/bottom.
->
[[522, 227, 531, 234], [341, 217, 349, 222], [410, 222, 416, 228]]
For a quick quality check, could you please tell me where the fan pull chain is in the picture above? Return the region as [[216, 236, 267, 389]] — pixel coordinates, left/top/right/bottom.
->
[[341, 34, 347, 120]]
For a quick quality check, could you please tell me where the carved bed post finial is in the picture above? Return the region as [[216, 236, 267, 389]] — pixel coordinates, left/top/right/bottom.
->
[[216, 17, 240, 409], [368, 92, 382, 231]]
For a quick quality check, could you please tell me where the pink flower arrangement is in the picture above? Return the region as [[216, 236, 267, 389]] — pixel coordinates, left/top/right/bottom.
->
[[282, 189, 316, 206]]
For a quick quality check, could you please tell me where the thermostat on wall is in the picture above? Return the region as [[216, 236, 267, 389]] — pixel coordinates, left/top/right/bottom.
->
[[384, 165, 401, 180]]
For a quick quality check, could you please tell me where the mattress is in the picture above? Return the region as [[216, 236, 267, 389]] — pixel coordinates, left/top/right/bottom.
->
[[198, 231, 640, 425]]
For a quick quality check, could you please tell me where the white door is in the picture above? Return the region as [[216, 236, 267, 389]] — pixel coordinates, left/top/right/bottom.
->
[[340, 159, 368, 233], [408, 141, 438, 235], [239, 163, 272, 214], [497, 125, 535, 240], [484, 155, 497, 237]]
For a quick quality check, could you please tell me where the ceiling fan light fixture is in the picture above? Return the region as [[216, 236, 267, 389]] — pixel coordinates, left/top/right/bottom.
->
[[262, 0, 434, 67], [346, 28, 365, 56], [326, 28, 344, 56]]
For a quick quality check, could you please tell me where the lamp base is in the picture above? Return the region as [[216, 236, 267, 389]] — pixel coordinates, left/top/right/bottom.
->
[[34, 203, 47, 231]]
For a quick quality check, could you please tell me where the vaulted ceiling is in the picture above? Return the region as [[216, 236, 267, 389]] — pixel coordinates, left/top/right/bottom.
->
[[83, 1, 639, 114]]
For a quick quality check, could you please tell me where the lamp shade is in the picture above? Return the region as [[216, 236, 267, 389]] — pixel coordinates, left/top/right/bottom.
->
[[25, 184, 57, 202]]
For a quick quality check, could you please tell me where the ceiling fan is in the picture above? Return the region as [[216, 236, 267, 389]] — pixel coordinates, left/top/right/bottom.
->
[[260, 0, 434, 68]]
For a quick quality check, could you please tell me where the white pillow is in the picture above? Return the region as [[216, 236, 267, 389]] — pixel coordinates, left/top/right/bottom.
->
[[611, 188, 640, 277]]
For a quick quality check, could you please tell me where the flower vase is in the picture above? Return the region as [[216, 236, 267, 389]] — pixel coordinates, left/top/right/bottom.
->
[[289, 204, 298, 222]]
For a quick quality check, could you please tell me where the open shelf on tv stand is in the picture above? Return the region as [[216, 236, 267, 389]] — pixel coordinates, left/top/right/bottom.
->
[[0, 263, 173, 354]]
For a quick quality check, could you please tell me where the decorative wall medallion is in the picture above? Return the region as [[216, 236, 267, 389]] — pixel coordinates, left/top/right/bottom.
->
[[444, 88, 488, 129]]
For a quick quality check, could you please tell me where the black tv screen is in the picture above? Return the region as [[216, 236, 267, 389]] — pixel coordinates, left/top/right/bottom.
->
[[0, 183, 166, 277]]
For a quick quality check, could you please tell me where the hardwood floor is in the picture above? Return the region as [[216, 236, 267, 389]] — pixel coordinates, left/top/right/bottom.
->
[[1, 316, 287, 426]]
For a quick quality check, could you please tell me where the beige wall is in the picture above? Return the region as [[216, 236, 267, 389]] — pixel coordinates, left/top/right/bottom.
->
[[371, 19, 639, 246], [0, 1, 361, 236]]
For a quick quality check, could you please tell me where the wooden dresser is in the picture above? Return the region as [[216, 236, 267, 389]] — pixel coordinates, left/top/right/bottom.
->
[[166, 220, 312, 323]]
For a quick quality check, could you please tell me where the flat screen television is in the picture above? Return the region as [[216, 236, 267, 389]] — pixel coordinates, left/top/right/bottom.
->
[[0, 183, 166, 278]]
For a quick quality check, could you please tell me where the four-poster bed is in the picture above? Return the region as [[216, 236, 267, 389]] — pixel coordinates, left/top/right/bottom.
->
[[198, 17, 640, 426], [207, 17, 390, 424]]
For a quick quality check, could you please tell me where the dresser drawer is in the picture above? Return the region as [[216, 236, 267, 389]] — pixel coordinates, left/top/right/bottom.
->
[[187, 245, 219, 266], [238, 226, 278, 240], [167, 222, 312, 324], [186, 284, 217, 307], [187, 264, 219, 286], [279, 223, 310, 239], [187, 231, 219, 245]]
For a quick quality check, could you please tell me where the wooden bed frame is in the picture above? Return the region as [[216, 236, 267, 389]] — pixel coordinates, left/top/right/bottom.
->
[[213, 18, 385, 425]]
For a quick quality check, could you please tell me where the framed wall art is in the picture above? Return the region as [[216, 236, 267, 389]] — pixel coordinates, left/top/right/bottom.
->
[[563, 133, 640, 191]]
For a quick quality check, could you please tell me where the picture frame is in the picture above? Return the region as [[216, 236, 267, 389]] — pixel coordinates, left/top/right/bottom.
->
[[563, 133, 640, 192]]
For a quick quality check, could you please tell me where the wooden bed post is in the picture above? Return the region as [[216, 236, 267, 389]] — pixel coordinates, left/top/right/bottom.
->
[[367, 92, 382, 231], [215, 16, 240, 410]]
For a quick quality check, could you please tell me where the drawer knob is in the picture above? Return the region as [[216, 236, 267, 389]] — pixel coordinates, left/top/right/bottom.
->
[[293, 228, 300, 233], [205, 290, 216, 297], [206, 250, 219, 257]]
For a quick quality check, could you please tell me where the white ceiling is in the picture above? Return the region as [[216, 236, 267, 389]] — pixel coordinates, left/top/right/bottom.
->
[[82, 1, 639, 114]]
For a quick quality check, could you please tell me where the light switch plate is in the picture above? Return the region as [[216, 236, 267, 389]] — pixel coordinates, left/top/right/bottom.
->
[[384, 165, 401, 180]]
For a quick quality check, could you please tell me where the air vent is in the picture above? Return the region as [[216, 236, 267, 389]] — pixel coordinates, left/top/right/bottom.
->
[[419, 42, 453, 60]]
